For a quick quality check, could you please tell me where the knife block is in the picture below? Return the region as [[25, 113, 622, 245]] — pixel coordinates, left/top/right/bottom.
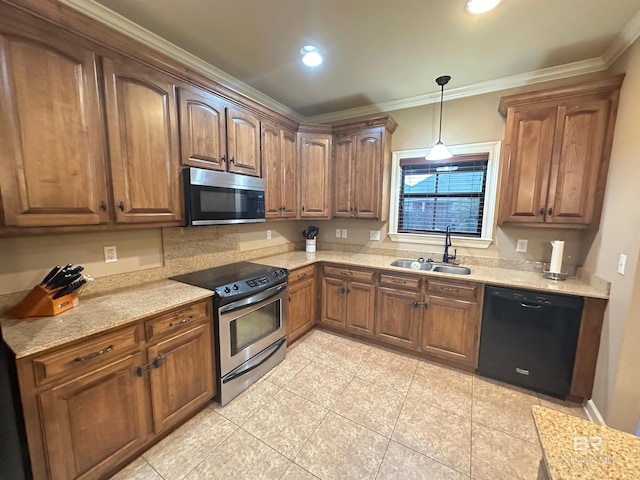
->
[[10, 285, 78, 319]]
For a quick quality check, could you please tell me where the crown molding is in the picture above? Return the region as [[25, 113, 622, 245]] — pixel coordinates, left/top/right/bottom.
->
[[602, 7, 640, 67], [56, 0, 640, 125], [306, 57, 607, 123], [57, 0, 306, 123]]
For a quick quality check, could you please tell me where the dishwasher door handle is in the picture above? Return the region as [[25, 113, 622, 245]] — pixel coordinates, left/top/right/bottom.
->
[[520, 302, 542, 309]]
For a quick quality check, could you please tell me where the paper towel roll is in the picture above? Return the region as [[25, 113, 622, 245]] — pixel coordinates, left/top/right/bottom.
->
[[549, 240, 565, 273]]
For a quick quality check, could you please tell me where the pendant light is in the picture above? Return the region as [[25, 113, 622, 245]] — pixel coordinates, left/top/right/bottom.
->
[[426, 75, 453, 161]]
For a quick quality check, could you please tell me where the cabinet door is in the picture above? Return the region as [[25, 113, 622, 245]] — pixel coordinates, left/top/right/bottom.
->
[[353, 128, 383, 219], [178, 88, 227, 171], [39, 352, 148, 480], [281, 128, 298, 218], [261, 122, 283, 218], [320, 276, 346, 328], [345, 281, 375, 336], [299, 134, 331, 218], [226, 106, 261, 177], [547, 98, 610, 225], [375, 287, 421, 350], [148, 322, 215, 433], [0, 30, 109, 227], [332, 135, 354, 218], [103, 57, 182, 224], [287, 275, 316, 343], [421, 295, 479, 367], [499, 106, 557, 224]]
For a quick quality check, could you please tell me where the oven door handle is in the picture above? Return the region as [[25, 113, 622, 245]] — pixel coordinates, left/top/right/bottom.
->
[[222, 337, 286, 384], [219, 283, 287, 315]]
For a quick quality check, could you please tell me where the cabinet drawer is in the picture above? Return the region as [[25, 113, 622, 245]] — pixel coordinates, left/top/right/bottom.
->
[[145, 300, 210, 341], [427, 280, 478, 301], [323, 265, 375, 284], [33, 325, 138, 385], [289, 265, 315, 283], [379, 273, 421, 290]]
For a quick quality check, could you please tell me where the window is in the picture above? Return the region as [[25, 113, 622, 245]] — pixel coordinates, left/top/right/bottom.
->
[[389, 141, 501, 248]]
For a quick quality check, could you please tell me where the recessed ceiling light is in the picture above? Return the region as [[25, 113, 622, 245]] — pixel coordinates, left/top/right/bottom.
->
[[300, 45, 323, 67], [466, 0, 501, 14]]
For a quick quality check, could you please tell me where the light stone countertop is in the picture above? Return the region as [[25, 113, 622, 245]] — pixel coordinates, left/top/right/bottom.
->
[[0, 280, 213, 359], [532, 405, 640, 479], [0, 250, 608, 359], [252, 251, 610, 299]]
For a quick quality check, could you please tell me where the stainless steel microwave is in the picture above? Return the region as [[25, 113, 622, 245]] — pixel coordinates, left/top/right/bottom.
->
[[183, 167, 265, 225]]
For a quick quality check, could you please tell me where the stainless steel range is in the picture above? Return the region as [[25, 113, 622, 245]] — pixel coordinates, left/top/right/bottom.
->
[[171, 262, 288, 406]]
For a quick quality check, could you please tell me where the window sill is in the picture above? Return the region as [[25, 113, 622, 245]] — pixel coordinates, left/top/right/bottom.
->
[[387, 232, 493, 249]]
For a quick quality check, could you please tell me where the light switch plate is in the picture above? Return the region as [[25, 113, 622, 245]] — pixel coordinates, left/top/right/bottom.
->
[[341, 229, 348, 239], [618, 253, 627, 275], [370, 230, 381, 241], [335, 229, 342, 238], [266, 230, 272, 240], [516, 239, 528, 253]]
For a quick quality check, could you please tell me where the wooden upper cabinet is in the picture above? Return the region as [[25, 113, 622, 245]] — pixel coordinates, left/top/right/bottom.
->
[[498, 76, 623, 228], [103, 57, 182, 224], [299, 129, 332, 218], [262, 121, 297, 218], [178, 87, 227, 171], [331, 117, 396, 220], [0, 28, 109, 227], [226, 106, 261, 177]]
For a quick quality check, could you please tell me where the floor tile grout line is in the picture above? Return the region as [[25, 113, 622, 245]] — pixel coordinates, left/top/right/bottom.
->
[[142, 457, 165, 480], [471, 418, 542, 448]]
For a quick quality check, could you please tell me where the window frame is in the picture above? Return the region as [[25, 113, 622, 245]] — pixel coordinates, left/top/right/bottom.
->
[[388, 141, 501, 248]]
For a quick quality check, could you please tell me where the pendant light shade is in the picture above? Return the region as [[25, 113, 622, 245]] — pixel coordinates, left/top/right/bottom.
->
[[426, 75, 453, 161]]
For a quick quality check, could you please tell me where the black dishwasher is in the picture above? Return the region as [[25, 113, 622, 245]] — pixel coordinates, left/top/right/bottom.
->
[[477, 286, 583, 398]]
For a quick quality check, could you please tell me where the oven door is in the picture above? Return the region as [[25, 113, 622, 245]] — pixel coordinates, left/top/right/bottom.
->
[[217, 283, 287, 375]]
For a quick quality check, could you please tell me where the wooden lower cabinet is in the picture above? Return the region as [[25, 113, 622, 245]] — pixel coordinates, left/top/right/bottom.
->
[[38, 352, 148, 480], [320, 266, 376, 336], [18, 299, 215, 480], [420, 295, 479, 366], [287, 266, 317, 343], [148, 322, 214, 433], [375, 287, 422, 350]]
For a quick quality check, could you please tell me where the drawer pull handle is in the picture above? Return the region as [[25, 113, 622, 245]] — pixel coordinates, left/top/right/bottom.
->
[[442, 287, 458, 293], [169, 315, 193, 327], [299, 272, 308, 278], [340, 271, 353, 277], [74, 345, 113, 362], [411, 301, 428, 309], [391, 279, 406, 284]]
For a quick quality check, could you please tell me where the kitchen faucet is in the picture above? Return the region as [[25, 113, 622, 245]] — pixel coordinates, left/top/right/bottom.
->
[[443, 225, 457, 263]]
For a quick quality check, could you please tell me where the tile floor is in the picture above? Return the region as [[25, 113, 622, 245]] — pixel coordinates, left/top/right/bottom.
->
[[111, 329, 590, 480]]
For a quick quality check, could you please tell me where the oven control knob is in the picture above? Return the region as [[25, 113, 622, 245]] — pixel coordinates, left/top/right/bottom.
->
[[233, 284, 239, 290], [224, 286, 231, 294]]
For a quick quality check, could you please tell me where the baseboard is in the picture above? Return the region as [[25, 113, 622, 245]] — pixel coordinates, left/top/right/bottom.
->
[[586, 399, 607, 425]]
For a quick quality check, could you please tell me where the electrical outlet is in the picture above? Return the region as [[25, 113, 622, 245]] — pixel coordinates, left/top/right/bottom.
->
[[516, 239, 528, 253], [104, 245, 117, 263], [336, 229, 342, 238], [618, 253, 627, 275], [370, 230, 381, 241], [341, 229, 348, 239], [266, 230, 272, 240]]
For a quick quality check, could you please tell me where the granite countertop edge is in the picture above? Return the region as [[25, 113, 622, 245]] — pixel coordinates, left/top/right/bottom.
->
[[0, 251, 608, 359]]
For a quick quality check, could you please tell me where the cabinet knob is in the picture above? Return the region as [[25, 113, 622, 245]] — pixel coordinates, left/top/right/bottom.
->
[[539, 208, 545, 215], [118, 201, 125, 211], [99, 201, 107, 212], [548, 208, 553, 215], [221, 155, 226, 163], [229, 157, 235, 164]]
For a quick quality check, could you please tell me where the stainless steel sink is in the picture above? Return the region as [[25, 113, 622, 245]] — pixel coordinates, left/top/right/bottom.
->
[[431, 265, 471, 275], [390, 259, 432, 270], [390, 259, 471, 275]]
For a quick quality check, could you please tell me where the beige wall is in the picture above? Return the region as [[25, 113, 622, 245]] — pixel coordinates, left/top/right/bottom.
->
[[583, 37, 640, 432]]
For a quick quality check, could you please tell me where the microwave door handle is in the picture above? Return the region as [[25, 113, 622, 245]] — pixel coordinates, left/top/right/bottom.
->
[[222, 337, 286, 383], [219, 283, 287, 315]]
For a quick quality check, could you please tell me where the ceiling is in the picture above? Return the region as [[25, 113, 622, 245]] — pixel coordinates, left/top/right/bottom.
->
[[78, 0, 640, 121]]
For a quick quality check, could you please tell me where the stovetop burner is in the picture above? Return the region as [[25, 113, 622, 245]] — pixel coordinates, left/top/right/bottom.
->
[[170, 261, 288, 301]]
